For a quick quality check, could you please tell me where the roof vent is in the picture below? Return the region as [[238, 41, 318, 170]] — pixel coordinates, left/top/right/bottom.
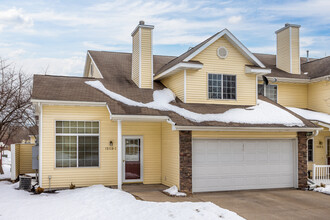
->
[[217, 46, 228, 59], [139, 20, 145, 25]]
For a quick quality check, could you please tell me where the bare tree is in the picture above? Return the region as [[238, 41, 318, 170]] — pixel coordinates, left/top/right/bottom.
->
[[0, 58, 33, 174]]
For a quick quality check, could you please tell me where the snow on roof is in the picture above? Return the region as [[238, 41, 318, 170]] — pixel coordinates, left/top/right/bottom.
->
[[86, 81, 304, 127], [288, 107, 330, 125]]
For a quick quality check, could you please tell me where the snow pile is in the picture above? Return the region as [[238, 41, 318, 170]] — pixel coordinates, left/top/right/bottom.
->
[[0, 150, 11, 180], [288, 107, 330, 125], [0, 182, 244, 220], [86, 81, 304, 126], [163, 186, 187, 197], [314, 185, 330, 195]]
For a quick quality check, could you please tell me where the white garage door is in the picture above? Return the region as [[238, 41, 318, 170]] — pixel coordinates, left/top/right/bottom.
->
[[192, 139, 295, 192]]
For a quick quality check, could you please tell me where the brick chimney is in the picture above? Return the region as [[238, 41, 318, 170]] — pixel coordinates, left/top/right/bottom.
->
[[131, 21, 154, 88], [275, 23, 301, 74]]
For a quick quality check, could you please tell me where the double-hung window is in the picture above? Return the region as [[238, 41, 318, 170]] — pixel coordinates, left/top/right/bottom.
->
[[307, 139, 313, 162], [208, 73, 236, 100], [258, 84, 277, 102], [55, 121, 99, 168]]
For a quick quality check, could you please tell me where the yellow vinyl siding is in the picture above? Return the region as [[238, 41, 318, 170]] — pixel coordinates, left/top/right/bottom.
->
[[186, 36, 256, 105], [41, 105, 163, 188], [161, 122, 180, 188], [15, 144, 20, 177], [161, 71, 184, 102], [122, 121, 161, 184], [276, 28, 291, 73], [308, 80, 330, 114], [291, 28, 300, 74], [192, 131, 297, 139], [140, 28, 153, 89], [132, 32, 140, 86], [88, 62, 102, 78], [308, 128, 330, 171], [277, 82, 308, 108]]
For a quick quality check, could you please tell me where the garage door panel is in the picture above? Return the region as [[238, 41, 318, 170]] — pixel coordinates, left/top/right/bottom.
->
[[192, 139, 295, 192]]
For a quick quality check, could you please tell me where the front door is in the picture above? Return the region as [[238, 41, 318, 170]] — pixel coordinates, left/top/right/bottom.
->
[[327, 138, 330, 165], [123, 136, 143, 182]]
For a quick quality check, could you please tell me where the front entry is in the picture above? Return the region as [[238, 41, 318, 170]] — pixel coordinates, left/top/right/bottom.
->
[[123, 136, 143, 182]]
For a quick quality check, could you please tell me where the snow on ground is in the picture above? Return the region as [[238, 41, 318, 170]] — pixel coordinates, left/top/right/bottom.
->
[[0, 182, 243, 220], [0, 150, 11, 180], [288, 107, 330, 125], [86, 81, 304, 126], [163, 186, 187, 197], [314, 185, 330, 195]]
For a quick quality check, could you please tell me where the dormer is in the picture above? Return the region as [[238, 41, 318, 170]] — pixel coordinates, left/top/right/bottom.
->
[[131, 21, 154, 89]]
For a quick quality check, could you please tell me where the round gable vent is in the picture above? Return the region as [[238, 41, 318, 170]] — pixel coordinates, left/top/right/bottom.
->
[[217, 46, 228, 59]]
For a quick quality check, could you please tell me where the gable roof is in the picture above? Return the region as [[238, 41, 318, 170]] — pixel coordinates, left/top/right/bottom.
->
[[301, 56, 330, 79], [155, 29, 266, 77]]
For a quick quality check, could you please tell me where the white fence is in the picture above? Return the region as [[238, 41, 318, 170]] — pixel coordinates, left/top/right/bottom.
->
[[313, 164, 330, 185]]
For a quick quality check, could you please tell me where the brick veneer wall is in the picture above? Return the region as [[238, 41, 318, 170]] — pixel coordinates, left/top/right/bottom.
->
[[179, 131, 192, 193], [297, 132, 308, 189]]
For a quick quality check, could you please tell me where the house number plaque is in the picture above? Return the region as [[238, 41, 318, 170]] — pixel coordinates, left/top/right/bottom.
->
[[105, 147, 116, 150]]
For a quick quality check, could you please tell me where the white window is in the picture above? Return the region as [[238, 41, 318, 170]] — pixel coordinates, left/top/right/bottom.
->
[[208, 73, 236, 100], [258, 84, 277, 102], [55, 121, 99, 168]]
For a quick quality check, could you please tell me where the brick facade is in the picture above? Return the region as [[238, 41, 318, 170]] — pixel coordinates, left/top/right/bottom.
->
[[297, 132, 308, 189], [179, 131, 192, 193]]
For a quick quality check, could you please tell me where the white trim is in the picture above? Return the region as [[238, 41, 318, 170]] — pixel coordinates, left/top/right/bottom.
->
[[294, 138, 299, 188], [298, 29, 301, 74], [110, 114, 169, 122], [313, 121, 330, 129], [255, 76, 258, 103], [174, 125, 322, 132], [182, 29, 266, 68], [311, 75, 330, 83], [245, 66, 271, 75], [87, 51, 104, 79], [131, 24, 154, 36], [151, 29, 154, 89], [39, 103, 43, 187], [117, 120, 122, 190], [289, 27, 292, 74], [258, 75, 330, 84], [276, 34, 278, 68], [139, 27, 142, 88], [154, 62, 203, 80], [30, 99, 107, 106], [184, 69, 187, 103], [122, 136, 144, 183]]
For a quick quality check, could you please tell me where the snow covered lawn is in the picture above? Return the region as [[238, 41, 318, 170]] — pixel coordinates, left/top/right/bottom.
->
[[0, 150, 11, 180], [0, 182, 244, 220], [314, 185, 330, 195]]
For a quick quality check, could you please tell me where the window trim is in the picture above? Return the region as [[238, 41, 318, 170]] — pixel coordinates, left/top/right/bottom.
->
[[54, 120, 100, 169], [258, 83, 278, 102], [307, 138, 314, 162], [207, 73, 237, 100]]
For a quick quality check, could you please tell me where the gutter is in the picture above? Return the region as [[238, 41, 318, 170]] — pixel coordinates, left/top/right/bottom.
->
[[30, 99, 107, 106]]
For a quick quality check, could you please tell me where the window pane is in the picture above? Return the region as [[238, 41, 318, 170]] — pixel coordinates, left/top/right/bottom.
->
[[55, 135, 77, 168], [264, 85, 277, 102], [258, 84, 264, 95], [208, 73, 222, 99], [78, 136, 99, 167], [223, 75, 236, 100], [308, 139, 313, 162]]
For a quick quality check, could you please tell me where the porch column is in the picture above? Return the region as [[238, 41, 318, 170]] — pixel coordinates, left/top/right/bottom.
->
[[297, 132, 308, 189], [179, 130, 192, 193], [117, 120, 122, 190]]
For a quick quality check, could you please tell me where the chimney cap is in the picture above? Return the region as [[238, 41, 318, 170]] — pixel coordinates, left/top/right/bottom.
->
[[131, 21, 154, 36], [275, 23, 301, 34], [139, 20, 145, 25]]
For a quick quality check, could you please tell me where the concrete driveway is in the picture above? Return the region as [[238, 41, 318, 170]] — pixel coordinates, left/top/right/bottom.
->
[[124, 185, 330, 220]]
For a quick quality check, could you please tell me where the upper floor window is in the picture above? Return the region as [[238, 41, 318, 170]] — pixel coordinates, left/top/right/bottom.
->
[[208, 73, 236, 100], [258, 84, 277, 102]]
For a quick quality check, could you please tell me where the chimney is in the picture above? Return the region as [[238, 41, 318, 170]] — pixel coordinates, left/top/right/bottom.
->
[[275, 23, 301, 74], [131, 21, 154, 89], [306, 50, 309, 62]]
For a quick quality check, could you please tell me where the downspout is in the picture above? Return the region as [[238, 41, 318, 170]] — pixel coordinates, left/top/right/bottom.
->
[[307, 130, 319, 139]]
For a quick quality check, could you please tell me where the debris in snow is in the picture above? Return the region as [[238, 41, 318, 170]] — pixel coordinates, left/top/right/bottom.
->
[[163, 186, 187, 197], [86, 81, 304, 127], [288, 107, 330, 125], [314, 185, 330, 195], [0, 182, 244, 220]]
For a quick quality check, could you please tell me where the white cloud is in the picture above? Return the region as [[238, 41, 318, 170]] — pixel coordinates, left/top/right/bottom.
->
[[228, 15, 242, 24], [0, 8, 33, 32]]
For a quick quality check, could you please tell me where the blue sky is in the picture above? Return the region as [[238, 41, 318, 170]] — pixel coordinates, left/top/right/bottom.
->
[[0, 0, 329, 76]]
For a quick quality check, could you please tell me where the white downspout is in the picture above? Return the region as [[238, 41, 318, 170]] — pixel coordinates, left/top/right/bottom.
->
[[117, 120, 122, 190], [307, 130, 319, 139], [39, 103, 43, 187]]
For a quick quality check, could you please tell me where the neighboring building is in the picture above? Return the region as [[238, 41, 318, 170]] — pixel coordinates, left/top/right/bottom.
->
[[31, 22, 329, 193]]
